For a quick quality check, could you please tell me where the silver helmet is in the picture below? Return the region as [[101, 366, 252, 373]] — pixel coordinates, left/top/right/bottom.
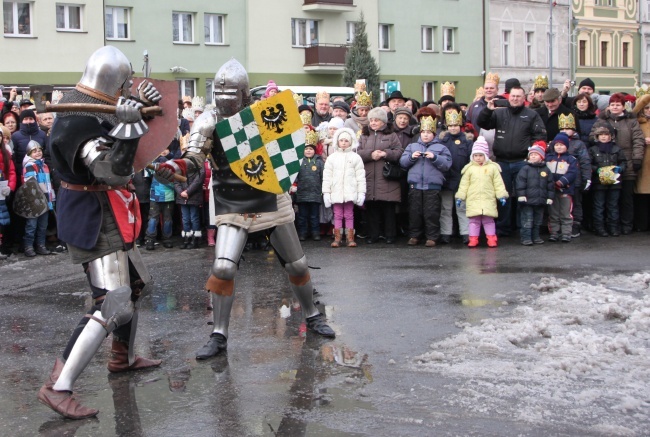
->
[[213, 58, 251, 117], [26, 140, 43, 156], [76, 46, 133, 104]]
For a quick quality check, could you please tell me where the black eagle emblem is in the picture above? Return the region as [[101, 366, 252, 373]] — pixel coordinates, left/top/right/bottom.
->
[[261, 104, 287, 134], [243, 155, 267, 185]]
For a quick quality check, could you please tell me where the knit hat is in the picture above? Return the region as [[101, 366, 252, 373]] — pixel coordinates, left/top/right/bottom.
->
[[471, 136, 490, 159], [367, 107, 388, 124], [579, 78, 595, 91], [552, 132, 570, 148], [327, 117, 345, 130], [264, 80, 279, 97], [332, 127, 358, 150], [393, 106, 413, 119], [303, 143, 315, 150], [0, 125, 10, 140], [528, 141, 546, 160], [504, 78, 521, 94], [332, 100, 350, 114], [19, 109, 36, 123]]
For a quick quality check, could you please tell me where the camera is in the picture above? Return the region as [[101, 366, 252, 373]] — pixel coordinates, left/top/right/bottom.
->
[[570, 80, 576, 87]]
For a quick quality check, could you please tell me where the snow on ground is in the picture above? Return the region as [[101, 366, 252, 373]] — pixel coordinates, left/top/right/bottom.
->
[[412, 272, 650, 436]]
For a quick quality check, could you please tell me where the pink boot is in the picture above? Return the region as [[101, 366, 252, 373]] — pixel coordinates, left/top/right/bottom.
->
[[207, 229, 216, 247]]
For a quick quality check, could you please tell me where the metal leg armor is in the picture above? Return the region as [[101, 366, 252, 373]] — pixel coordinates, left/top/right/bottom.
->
[[270, 223, 335, 338]]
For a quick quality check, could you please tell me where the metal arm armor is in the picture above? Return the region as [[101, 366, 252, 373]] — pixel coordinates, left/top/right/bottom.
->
[[186, 109, 216, 156], [80, 136, 134, 186]]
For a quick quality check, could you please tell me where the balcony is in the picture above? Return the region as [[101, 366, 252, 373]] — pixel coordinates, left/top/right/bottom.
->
[[302, 0, 356, 13], [304, 44, 348, 73]]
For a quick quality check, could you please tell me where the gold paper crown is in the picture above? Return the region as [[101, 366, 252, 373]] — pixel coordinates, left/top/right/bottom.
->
[[558, 113, 576, 130], [635, 83, 650, 99], [533, 75, 549, 90], [305, 129, 319, 146], [355, 91, 373, 108], [354, 80, 366, 93], [300, 110, 312, 125], [440, 81, 456, 98], [293, 93, 303, 107], [182, 95, 192, 104], [420, 115, 436, 132], [484, 72, 500, 86], [445, 109, 463, 127], [474, 87, 485, 101], [191, 96, 205, 111], [315, 90, 330, 102]]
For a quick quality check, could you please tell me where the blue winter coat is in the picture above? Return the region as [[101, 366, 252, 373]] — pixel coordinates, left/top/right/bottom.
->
[[12, 122, 47, 174], [437, 131, 472, 191], [545, 152, 579, 195], [400, 138, 452, 190]]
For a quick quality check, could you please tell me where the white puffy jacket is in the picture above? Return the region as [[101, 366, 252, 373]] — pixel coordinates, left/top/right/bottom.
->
[[322, 145, 366, 204]]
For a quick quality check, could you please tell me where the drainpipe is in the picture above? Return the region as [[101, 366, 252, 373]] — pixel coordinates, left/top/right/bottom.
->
[[482, 0, 487, 78], [549, 0, 554, 87]]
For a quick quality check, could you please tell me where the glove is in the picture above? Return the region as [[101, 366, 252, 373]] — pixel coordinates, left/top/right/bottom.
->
[[356, 193, 365, 206], [154, 162, 176, 183], [583, 180, 591, 191], [115, 97, 143, 124], [517, 196, 527, 203], [633, 160, 642, 172], [289, 185, 297, 194], [323, 193, 332, 208], [613, 166, 621, 174], [0, 186, 10, 197], [455, 199, 462, 208], [555, 180, 564, 189], [137, 80, 162, 106], [546, 199, 553, 205], [499, 198, 507, 206]]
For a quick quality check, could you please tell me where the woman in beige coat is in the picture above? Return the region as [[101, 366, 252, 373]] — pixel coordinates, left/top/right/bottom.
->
[[632, 93, 650, 231]]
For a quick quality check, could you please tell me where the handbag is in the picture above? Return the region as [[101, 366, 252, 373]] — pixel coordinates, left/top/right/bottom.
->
[[382, 160, 404, 181]]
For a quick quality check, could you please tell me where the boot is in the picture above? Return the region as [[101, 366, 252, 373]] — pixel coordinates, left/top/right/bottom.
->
[[467, 236, 479, 247], [35, 245, 51, 255], [37, 358, 99, 420], [107, 339, 162, 373], [196, 333, 228, 360], [306, 313, 336, 338], [486, 235, 498, 247], [346, 229, 357, 247], [331, 228, 342, 248], [181, 231, 190, 249], [192, 231, 201, 248], [145, 239, 155, 250], [24, 246, 36, 257], [207, 228, 216, 247]]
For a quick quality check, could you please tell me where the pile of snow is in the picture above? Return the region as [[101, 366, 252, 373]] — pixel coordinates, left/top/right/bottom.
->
[[413, 273, 650, 435]]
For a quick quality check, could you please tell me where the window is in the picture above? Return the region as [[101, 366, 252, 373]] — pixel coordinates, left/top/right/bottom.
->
[[204, 13, 224, 44], [622, 41, 629, 67], [525, 31, 534, 67], [502, 30, 511, 66], [346, 21, 357, 44], [596, 0, 613, 6], [291, 18, 318, 47], [421, 26, 434, 52], [178, 79, 196, 99], [646, 43, 650, 74], [423, 81, 434, 102], [205, 79, 214, 105], [105, 7, 129, 39], [601, 41, 608, 67], [579, 40, 586, 66], [56, 4, 82, 31], [4, 1, 32, 36], [443, 27, 455, 52], [173, 12, 194, 43], [378, 24, 391, 50]]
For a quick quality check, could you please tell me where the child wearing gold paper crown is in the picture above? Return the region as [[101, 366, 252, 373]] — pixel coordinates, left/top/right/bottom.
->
[[455, 136, 508, 248], [399, 115, 452, 247]]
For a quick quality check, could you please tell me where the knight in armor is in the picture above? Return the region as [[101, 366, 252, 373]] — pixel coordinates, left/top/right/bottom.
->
[[163, 59, 335, 360], [37, 46, 167, 419]]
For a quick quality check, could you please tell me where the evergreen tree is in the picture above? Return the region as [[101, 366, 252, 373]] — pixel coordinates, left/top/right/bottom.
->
[[342, 12, 380, 106]]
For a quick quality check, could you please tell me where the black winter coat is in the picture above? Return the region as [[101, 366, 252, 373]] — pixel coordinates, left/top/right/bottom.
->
[[295, 154, 324, 203], [174, 164, 206, 206], [588, 142, 627, 190], [515, 161, 555, 205], [438, 131, 472, 191], [477, 106, 547, 161]]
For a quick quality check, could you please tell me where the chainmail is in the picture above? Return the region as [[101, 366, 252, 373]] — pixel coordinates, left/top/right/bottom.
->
[[58, 89, 119, 126]]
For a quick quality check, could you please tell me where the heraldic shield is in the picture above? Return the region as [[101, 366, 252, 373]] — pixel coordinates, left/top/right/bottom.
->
[[216, 90, 306, 194]]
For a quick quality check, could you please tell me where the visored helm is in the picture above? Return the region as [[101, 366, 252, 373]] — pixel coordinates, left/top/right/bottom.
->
[[76, 46, 134, 104], [213, 58, 251, 117]]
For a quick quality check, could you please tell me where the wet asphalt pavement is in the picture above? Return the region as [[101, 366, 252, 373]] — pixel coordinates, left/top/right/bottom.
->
[[1, 231, 649, 437]]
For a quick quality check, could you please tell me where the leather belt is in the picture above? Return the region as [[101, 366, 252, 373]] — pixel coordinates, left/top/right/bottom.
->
[[61, 181, 126, 192]]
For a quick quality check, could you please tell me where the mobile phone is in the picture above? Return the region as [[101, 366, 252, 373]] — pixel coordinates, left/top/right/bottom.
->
[[493, 99, 509, 108]]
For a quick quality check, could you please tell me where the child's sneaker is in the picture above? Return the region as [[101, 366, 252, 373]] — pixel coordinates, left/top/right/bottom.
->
[[533, 238, 545, 245], [548, 234, 559, 242], [561, 235, 571, 243], [521, 239, 533, 246]]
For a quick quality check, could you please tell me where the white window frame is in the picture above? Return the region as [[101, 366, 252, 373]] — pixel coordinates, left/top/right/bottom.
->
[[56, 4, 82, 31], [379, 24, 391, 51], [423, 81, 435, 102], [502, 30, 511, 66], [105, 6, 130, 40], [178, 79, 196, 99], [421, 26, 434, 52], [205, 79, 214, 105], [645, 42, 650, 74], [204, 13, 224, 45], [525, 31, 534, 67], [291, 18, 318, 47], [346, 21, 357, 44], [173, 11, 194, 44], [442, 27, 455, 53], [4, 1, 32, 36]]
